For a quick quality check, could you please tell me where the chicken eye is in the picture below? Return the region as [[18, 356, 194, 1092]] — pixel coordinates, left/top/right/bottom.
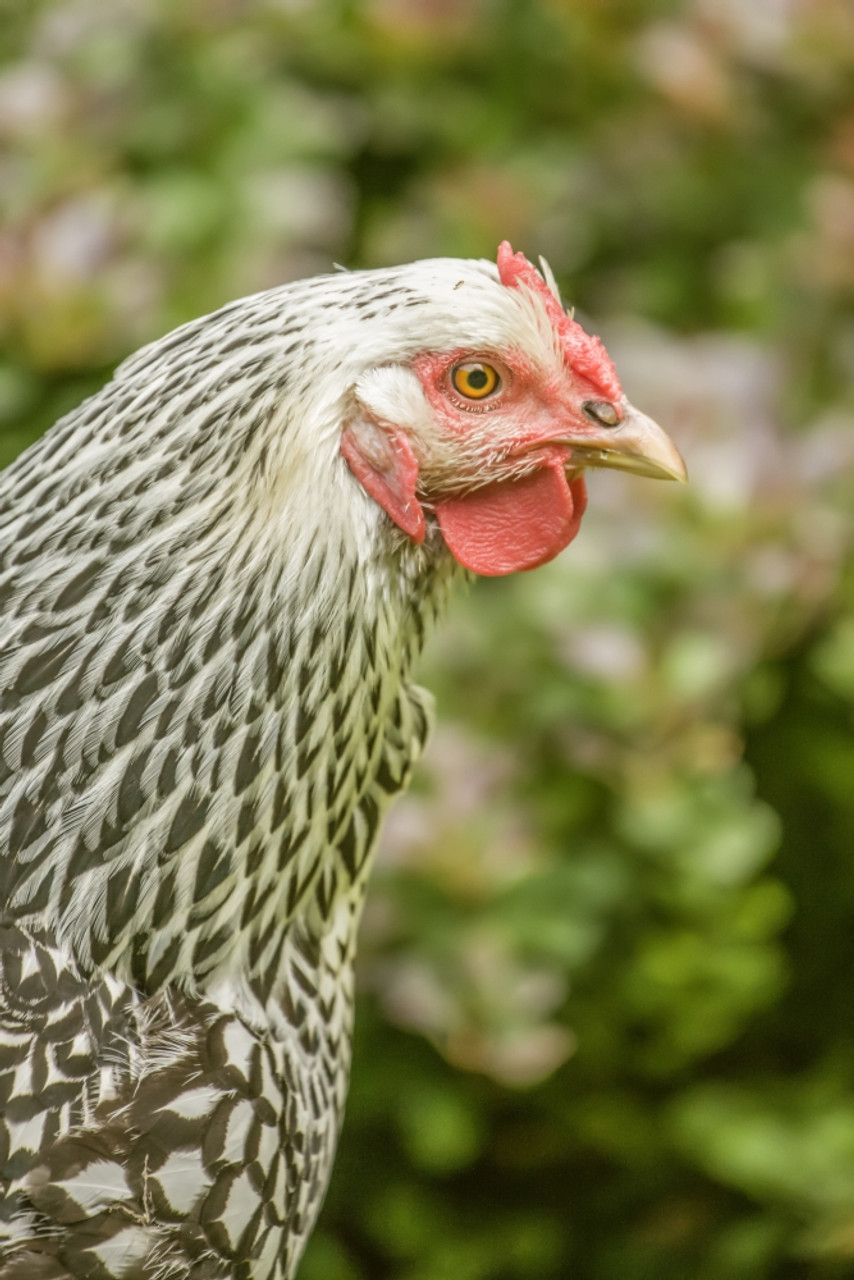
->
[[584, 401, 620, 427], [451, 361, 501, 401]]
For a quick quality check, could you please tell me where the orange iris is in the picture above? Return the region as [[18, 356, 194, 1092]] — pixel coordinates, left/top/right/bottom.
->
[[451, 361, 500, 400]]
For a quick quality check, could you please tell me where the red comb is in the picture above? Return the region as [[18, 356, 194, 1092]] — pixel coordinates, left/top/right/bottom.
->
[[497, 241, 621, 402]]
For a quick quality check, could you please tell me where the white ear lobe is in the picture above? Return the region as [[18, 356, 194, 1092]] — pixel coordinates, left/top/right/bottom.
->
[[353, 366, 433, 441]]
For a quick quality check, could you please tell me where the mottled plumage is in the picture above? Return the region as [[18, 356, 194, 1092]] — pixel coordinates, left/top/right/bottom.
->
[[0, 246, 683, 1277]]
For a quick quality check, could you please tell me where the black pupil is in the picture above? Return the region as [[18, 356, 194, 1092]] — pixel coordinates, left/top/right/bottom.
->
[[466, 367, 489, 390]]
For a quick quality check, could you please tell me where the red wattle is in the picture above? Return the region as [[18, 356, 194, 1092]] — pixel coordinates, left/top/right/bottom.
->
[[434, 463, 587, 577]]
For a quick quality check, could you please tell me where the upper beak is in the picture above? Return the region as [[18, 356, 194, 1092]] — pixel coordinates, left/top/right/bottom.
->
[[567, 403, 688, 483]]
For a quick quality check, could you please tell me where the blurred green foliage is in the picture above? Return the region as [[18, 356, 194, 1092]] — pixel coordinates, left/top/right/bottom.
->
[[2, 1, 854, 1276]]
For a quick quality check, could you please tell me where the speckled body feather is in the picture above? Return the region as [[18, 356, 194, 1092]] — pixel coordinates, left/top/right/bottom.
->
[[0, 250, 681, 1278], [0, 262, 482, 1278]]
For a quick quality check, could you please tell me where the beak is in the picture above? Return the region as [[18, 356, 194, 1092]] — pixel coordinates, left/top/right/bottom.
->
[[568, 403, 688, 483]]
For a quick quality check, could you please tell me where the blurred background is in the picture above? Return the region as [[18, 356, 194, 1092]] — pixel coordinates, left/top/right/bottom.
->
[[2, 1, 854, 1276]]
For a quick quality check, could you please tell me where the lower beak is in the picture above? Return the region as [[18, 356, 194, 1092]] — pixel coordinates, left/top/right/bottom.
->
[[567, 403, 688, 483]]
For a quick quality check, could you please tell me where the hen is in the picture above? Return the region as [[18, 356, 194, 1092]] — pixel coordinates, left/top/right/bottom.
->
[[0, 243, 684, 1278]]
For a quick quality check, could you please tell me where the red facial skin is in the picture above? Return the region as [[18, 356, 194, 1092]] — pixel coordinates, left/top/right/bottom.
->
[[411, 345, 619, 455], [410, 347, 598, 575], [341, 242, 623, 576]]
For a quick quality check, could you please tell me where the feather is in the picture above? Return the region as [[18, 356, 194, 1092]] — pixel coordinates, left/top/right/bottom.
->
[[0, 245, 680, 1277]]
